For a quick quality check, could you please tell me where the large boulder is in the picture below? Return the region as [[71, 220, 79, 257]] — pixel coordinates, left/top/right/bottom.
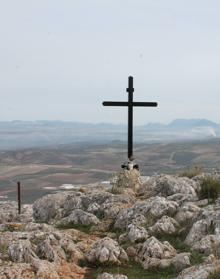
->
[[114, 209, 146, 231], [33, 190, 133, 224], [119, 224, 149, 244], [185, 204, 220, 254], [137, 236, 176, 269], [36, 239, 61, 262], [145, 175, 200, 200], [111, 169, 142, 193], [114, 196, 178, 230], [148, 215, 179, 235], [171, 252, 191, 272], [174, 203, 201, 224], [133, 197, 178, 219], [8, 240, 37, 263], [86, 237, 128, 265], [176, 260, 220, 279], [33, 192, 70, 223], [57, 209, 100, 227], [0, 202, 33, 224]]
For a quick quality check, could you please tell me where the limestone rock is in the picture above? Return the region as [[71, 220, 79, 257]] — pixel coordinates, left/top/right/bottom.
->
[[31, 258, 60, 279], [133, 197, 178, 219], [174, 203, 201, 224], [36, 239, 59, 262], [148, 215, 179, 235], [112, 169, 142, 193], [127, 224, 149, 243], [57, 209, 100, 227], [185, 205, 220, 254], [0, 263, 35, 279], [0, 201, 33, 224], [33, 192, 69, 222], [87, 202, 101, 215], [24, 222, 54, 232], [33, 190, 133, 224], [114, 209, 146, 230], [86, 237, 128, 265], [137, 236, 176, 269], [8, 240, 37, 263], [97, 273, 128, 279], [145, 175, 199, 200], [176, 260, 220, 279], [171, 252, 191, 272], [191, 235, 220, 255], [119, 224, 149, 244], [114, 196, 178, 230]]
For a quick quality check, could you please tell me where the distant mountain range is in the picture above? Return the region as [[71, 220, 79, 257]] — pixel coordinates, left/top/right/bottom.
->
[[0, 119, 219, 150]]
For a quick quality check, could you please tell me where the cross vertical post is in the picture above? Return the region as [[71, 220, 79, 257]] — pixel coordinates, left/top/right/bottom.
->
[[127, 76, 134, 160]]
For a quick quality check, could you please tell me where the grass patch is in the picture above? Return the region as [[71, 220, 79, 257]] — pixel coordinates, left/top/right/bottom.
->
[[85, 261, 178, 279], [180, 166, 203, 178], [199, 177, 220, 203], [157, 232, 204, 265], [56, 223, 92, 234], [0, 242, 8, 254], [145, 213, 158, 228], [212, 242, 220, 259], [157, 233, 189, 253], [190, 250, 204, 265], [31, 235, 47, 246]]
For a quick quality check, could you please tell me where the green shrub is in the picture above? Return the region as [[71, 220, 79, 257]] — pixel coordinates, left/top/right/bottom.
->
[[190, 250, 204, 265], [85, 260, 178, 279], [180, 166, 203, 178], [199, 178, 220, 202], [56, 223, 91, 233]]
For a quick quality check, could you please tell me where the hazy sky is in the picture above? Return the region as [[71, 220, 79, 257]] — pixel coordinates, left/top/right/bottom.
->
[[1, 1, 220, 124]]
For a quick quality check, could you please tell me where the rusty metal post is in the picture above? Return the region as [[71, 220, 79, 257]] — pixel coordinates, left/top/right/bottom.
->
[[17, 181, 21, 214]]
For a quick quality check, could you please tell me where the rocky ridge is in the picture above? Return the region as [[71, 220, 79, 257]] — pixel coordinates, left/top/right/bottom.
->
[[0, 170, 220, 278]]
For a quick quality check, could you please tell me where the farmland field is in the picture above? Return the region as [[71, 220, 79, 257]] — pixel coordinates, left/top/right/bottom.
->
[[0, 139, 220, 203]]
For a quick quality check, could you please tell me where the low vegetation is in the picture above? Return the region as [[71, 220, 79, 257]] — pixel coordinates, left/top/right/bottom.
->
[[199, 177, 220, 202], [56, 223, 92, 234], [85, 261, 178, 279], [180, 166, 203, 178], [157, 232, 204, 265]]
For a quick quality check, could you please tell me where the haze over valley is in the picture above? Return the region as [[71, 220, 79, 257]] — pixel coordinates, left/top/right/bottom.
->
[[0, 119, 218, 150]]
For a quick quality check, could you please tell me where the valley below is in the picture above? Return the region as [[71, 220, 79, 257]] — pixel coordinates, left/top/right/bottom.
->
[[1, 138, 220, 203]]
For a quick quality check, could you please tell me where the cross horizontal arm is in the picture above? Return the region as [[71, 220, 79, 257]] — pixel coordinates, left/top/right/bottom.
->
[[103, 101, 158, 107], [103, 102, 128, 106], [132, 102, 158, 107]]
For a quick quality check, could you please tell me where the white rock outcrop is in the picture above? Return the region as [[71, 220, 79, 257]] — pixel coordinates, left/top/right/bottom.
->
[[57, 209, 100, 227], [97, 273, 128, 279], [145, 175, 200, 200], [86, 237, 128, 265], [148, 215, 179, 235], [114, 196, 178, 230], [137, 236, 176, 269]]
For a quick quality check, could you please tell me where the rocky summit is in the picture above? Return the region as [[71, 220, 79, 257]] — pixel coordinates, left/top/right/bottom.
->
[[1, 169, 220, 279]]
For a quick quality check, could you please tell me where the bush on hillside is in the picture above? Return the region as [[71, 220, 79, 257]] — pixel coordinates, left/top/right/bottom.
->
[[180, 166, 203, 178], [199, 178, 220, 202]]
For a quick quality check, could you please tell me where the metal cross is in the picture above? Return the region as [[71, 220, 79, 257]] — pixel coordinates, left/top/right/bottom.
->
[[103, 76, 158, 161]]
